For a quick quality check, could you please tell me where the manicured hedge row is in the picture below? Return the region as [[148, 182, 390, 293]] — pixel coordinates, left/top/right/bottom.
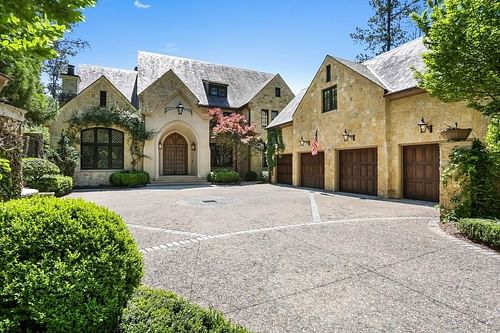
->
[[207, 168, 240, 184], [30, 174, 73, 197], [0, 197, 143, 332], [110, 171, 150, 187], [458, 218, 500, 250], [120, 286, 251, 333], [0, 158, 12, 201]]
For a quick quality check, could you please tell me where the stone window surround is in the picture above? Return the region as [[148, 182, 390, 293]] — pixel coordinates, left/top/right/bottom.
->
[[322, 85, 337, 113], [80, 127, 124, 170]]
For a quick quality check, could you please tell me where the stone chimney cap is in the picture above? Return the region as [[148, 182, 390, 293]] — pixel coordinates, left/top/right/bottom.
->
[[62, 64, 79, 77]]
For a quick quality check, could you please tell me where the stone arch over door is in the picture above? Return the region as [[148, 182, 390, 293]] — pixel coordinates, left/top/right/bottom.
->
[[163, 133, 188, 175]]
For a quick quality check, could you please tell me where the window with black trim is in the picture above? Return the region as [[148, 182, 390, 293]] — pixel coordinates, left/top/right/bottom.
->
[[275, 87, 281, 97], [100, 91, 107, 107], [271, 110, 278, 120], [208, 84, 227, 97], [81, 128, 124, 169], [261, 109, 269, 127], [326, 64, 331, 82], [322, 86, 337, 113]]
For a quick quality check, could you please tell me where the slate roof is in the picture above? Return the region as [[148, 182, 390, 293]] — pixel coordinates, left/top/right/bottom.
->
[[330, 57, 386, 88], [77, 65, 138, 105], [137, 51, 276, 108], [363, 37, 425, 92], [267, 88, 307, 128]]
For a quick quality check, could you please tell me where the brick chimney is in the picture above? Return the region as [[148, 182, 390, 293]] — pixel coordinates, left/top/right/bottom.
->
[[60, 64, 80, 104]]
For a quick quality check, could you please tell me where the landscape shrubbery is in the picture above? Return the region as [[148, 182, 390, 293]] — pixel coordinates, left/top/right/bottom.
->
[[109, 170, 150, 187], [458, 218, 500, 250], [21, 157, 60, 183], [21, 158, 73, 196], [207, 168, 240, 184], [0, 158, 12, 201], [245, 170, 258, 181], [0, 197, 143, 332], [120, 286, 251, 333]]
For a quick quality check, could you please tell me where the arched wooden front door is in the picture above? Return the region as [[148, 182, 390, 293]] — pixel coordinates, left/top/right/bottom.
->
[[163, 133, 188, 175]]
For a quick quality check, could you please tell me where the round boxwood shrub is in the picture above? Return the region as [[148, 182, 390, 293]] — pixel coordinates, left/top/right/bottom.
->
[[0, 197, 143, 332], [120, 286, 250, 333], [110, 171, 150, 187], [245, 171, 258, 181], [207, 169, 240, 184], [22, 158, 60, 183], [29, 174, 73, 197]]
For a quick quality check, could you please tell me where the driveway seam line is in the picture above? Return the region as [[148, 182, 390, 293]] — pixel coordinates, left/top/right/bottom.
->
[[308, 192, 321, 223], [127, 223, 207, 238]]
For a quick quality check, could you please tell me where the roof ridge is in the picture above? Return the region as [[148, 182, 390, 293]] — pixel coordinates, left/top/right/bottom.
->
[[78, 64, 137, 73], [365, 64, 392, 91], [362, 37, 424, 64], [137, 50, 275, 77]]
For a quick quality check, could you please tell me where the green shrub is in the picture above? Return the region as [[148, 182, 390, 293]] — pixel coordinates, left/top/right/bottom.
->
[[208, 169, 240, 184], [109, 171, 150, 187], [22, 157, 60, 183], [0, 197, 143, 332], [120, 286, 250, 333], [30, 174, 73, 197], [0, 158, 12, 201], [245, 170, 258, 181], [458, 218, 500, 250]]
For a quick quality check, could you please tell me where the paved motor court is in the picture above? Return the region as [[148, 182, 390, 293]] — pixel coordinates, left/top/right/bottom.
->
[[70, 184, 500, 333]]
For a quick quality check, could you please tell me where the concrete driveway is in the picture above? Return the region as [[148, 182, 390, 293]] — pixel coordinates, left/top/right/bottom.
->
[[70, 184, 500, 333]]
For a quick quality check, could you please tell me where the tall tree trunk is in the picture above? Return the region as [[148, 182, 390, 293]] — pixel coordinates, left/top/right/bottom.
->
[[386, 0, 392, 51]]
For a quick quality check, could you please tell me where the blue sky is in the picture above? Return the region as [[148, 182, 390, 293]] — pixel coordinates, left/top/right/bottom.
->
[[69, 0, 376, 93]]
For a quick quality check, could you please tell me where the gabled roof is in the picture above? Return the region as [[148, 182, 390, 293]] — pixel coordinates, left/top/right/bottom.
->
[[78, 65, 138, 104], [330, 56, 387, 89], [137, 51, 275, 108], [267, 88, 307, 128], [363, 37, 425, 92]]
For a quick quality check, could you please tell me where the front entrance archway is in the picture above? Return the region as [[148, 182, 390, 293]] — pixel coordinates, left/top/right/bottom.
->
[[163, 133, 188, 175]]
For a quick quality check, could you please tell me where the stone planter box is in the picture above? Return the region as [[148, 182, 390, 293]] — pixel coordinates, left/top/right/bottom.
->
[[439, 128, 472, 141]]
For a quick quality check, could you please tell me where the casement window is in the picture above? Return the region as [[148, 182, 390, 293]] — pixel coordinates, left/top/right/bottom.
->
[[81, 128, 124, 169], [100, 91, 107, 107], [261, 109, 269, 127], [322, 86, 337, 113], [326, 64, 331, 82], [208, 84, 227, 97], [275, 87, 281, 97], [271, 110, 279, 120]]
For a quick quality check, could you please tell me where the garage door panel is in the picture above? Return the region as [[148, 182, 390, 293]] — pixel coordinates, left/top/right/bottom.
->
[[301, 152, 324, 189], [277, 154, 292, 185], [339, 148, 377, 195], [403, 144, 439, 202]]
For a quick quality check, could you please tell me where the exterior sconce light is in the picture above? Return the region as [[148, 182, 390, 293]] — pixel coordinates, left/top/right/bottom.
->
[[342, 129, 355, 141], [417, 116, 433, 133], [158, 143, 162, 150], [191, 142, 196, 151], [165, 102, 193, 115], [299, 136, 310, 146]]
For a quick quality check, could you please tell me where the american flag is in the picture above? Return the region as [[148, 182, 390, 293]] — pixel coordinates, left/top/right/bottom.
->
[[311, 130, 319, 156]]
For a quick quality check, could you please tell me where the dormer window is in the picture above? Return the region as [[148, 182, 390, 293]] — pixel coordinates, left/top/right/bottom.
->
[[208, 84, 227, 97]]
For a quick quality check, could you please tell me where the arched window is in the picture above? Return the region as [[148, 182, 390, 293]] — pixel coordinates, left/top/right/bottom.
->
[[81, 128, 124, 169]]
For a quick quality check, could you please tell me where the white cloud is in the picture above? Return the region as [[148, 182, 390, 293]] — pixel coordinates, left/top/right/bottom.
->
[[134, 0, 150, 9]]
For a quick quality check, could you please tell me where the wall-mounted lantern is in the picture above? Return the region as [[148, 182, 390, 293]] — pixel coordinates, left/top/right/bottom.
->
[[158, 143, 162, 150], [165, 102, 193, 115], [191, 142, 196, 151], [417, 116, 433, 133], [299, 136, 310, 146], [342, 129, 355, 141]]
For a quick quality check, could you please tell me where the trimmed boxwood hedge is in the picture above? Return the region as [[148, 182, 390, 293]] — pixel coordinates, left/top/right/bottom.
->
[[245, 171, 258, 181], [458, 218, 500, 250], [22, 158, 60, 183], [207, 169, 240, 184], [0, 197, 143, 332], [120, 286, 251, 333], [29, 174, 73, 197], [110, 171, 150, 187]]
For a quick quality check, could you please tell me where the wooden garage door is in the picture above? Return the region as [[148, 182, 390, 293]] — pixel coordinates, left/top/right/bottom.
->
[[301, 152, 324, 189], [339, 148, 377, 195], [277, 154, 292, 185], [403, 144, 440, 202]]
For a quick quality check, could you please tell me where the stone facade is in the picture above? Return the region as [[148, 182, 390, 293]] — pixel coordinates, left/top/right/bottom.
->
[[272, 56, 489, 207]]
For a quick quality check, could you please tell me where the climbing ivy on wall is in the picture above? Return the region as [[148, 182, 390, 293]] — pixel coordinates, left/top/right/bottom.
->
[[69, 106, 154, 170], [265, 127, 284, 172]]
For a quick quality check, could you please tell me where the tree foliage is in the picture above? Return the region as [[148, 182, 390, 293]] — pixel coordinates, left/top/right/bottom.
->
[[208, 108, 259, 171], [0, 0, 95, 59], [351, 0, 424, 61], [412, 0, 500, 116]]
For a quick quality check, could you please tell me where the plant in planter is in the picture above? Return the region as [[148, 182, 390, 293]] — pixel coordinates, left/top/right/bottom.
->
[[439, 122, 472, 141]]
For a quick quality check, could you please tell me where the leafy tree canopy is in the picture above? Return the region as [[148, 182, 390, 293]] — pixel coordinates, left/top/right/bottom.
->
[[0, 0, 96, 59], [412, 0, 500, 116]]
